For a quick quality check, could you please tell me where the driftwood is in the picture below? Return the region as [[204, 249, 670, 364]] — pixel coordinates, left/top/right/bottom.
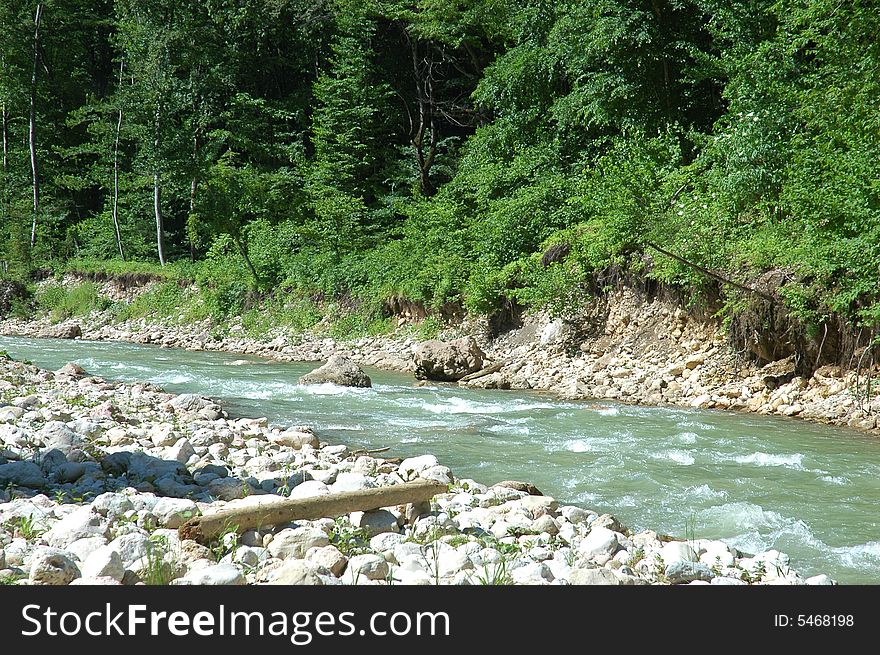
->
[[458, 362, 504, 382], [178, 479, 448, 544], [348, 446, 391, 456]]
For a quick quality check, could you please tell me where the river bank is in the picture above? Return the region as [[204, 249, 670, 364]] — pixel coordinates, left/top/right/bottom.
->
[[0, 354, 834, 585], [2, 277, 878, 437]]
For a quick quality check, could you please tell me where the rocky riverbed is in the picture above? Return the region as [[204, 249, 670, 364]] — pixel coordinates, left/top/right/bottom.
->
[[0, 355, 834, 586]]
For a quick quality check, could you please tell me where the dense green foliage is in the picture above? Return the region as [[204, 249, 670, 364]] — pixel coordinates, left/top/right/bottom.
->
[[1, 0, 878, 347]]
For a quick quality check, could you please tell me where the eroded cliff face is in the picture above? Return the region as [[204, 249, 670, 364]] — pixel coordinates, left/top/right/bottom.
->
[[458, 285, 878, 432]]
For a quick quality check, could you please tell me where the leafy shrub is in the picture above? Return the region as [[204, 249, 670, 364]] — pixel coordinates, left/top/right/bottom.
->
[[36, 283, 109, 321], [0, 279, 32, 318]]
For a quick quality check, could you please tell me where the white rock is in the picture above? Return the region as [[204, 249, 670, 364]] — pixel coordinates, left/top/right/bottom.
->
[[519, 495, 559, 515], [306, 467, 337, 485], [233, 546, 262, 569], [107, 533, 150, 568], [510, 561, 554, 584], [44, 508, 109, 548], [546, 559, 573, 582], [65, 536, 108, 563], [540, 319, 564, 345], [370, 532, 407, 553], [437, 549, 473, 578], [420, 465, 454, 485], [330, 472, 375, 493], [81, 546, 125, 582], [268, 527, 330, 560], [305, 545, 347, 576], [29, 548, 81, 585], [805, 574, 834, 585], [3, 538, 28, 566], [177, 563, 245, 585], [91, 492, 135, 519], [700, 548, 735, 568], [568, 568, 647, 585], [166, 438, 195, 464], [269, 560, 325, 585], [392, 568, 433, 585], [397, 553, 428, 573], [346, 554, 389, 581], [269, 428, 319, 449], [660, 540, 697, 566], [578, 526, 619, 561], [149, 424, 179, 447], [531, 514, 560, 535], [152, 498, 199, 529], [490, 519, 512, 539], [287, 480, 330, 499], [392, 542, 424, 564], [557, 523, 577, 544], [350, 509, 399, 537], [398, 455, 439, 481], [558, 506, 591, 525]]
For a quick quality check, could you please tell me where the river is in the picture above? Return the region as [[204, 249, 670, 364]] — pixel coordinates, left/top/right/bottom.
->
[[2, 335, 879, 583]]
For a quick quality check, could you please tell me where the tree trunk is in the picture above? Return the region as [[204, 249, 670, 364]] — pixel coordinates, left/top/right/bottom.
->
[[1, 99, 8, 227], [28, 3, 44, 249], [189, 130, 200, 261], [189, 177, 197, 261], [408, 33, 438, 197], [153, 99, 166, 266], [112, 59, 125, 261], [154, 173, 165, 266], [233, 234, 259, 286], [1, 101, 7, 173], [178, 479, 447, 544]]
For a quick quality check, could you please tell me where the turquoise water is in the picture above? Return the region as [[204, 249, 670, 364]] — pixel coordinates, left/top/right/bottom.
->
[[2, 335, 880, 583]]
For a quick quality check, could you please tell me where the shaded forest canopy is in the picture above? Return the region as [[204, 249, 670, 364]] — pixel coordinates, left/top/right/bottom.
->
[[1, 0, 879, 363]]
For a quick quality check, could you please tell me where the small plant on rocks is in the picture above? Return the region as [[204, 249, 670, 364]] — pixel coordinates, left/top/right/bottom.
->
[[443, 534, 470, 548], [208, 524, 241, 562], [629, 546, 646, 569], [652, 553, 668, 583], [141, 535, 178, 585], [418, 536, 444, 585], [476, 558, 514, 585], [5, 515, 46, 540], [480, 535, 521, 556], [750, 560, 767, 584], [328, 517, 370, 557]]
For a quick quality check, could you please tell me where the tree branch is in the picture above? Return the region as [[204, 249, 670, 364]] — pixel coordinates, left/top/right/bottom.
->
[[645, 241, 776, 302]]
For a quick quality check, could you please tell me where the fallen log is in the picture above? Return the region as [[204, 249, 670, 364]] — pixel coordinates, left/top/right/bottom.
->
[[178, 479, 448, 544], [458, 362, 504, 383]]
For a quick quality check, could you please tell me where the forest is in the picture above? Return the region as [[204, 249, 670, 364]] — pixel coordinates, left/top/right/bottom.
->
[[1, 0, 878, 358]]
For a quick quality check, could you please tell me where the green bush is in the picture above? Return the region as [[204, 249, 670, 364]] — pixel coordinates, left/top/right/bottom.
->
[[112, 282, 208, 324], [241, 293, 322, 338], [35, 283, 110, 321]]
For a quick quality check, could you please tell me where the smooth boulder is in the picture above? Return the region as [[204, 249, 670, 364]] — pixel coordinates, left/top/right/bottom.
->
[[413, 337, 487, 381], [299, 355, 371, 388]]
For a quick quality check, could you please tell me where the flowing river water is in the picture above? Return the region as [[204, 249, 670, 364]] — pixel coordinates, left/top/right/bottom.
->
[[2, 335, 879, 583]]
